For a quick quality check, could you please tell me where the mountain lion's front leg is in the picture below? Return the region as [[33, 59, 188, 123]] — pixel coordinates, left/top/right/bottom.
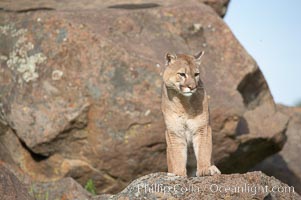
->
[[193, 125, 221, 176], [165, 130, 187, 176]]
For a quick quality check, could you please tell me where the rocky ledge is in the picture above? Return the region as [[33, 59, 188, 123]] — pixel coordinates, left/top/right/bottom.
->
[[1, 163, 299, 200], [94, 172, 300, 200]]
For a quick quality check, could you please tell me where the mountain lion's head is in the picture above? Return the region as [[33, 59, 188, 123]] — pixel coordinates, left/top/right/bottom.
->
[[163, 51, 204, 97]]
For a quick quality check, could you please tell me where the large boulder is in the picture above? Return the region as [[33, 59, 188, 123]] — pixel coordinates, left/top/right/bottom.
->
[[201, 0, 230, 17], [0, 0, 229, 18], [95, 172, 300, 199], [253, 106, 301, 194], [0, 0, 288, 193]]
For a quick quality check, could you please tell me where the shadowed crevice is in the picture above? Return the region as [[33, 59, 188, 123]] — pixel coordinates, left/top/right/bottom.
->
[[0, 7, 54, 13], [217, 124, 287, 174], [237, 68, 270, 109], [108, 3, 160, 10], [253, 154, 301, 194], [19, 139, 49, 162]]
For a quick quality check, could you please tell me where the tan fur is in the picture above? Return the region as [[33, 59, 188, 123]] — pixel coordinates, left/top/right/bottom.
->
[[161, 52, 221, 177]]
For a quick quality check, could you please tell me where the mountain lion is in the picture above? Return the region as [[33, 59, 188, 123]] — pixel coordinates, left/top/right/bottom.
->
[[161, 51, 221, 177]]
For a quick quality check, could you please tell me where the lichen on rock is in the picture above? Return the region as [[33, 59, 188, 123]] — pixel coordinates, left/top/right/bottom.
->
[[52, 70, 64, 81], [1, 24, 47, 83]]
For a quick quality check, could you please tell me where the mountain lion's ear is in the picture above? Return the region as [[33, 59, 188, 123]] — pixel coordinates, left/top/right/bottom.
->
[[194, 51, 204, 65], [165, 53, 177, 65]]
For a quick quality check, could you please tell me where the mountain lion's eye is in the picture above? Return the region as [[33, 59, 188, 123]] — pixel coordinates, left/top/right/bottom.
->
[[178, 73, 186, 78], [195, 73, 200, 77], [178, 73, 186, 77]]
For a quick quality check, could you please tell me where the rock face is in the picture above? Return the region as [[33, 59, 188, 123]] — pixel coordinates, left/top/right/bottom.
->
[[0, 0, 289, 194], [0, 162, 91, 200], [95, 172, 300, 200], [253, 106, 301, 194], [31, 177, 91, 200], [0, 162, 34, 200]]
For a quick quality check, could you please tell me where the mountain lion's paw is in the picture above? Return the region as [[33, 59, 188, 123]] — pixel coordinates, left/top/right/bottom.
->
[[196, 165, 221, 176]]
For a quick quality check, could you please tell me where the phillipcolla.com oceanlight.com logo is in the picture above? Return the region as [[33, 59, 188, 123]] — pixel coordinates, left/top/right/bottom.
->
[[129, 183, 295, 196]]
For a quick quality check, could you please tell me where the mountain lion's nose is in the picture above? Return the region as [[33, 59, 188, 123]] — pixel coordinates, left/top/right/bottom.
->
[[185, 78, 196, 90], [187, 84, 196, 90]]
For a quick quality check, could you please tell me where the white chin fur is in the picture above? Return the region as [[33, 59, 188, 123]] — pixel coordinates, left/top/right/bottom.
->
[[182, 92, 193, 97], [182, 87, 191, 93]]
